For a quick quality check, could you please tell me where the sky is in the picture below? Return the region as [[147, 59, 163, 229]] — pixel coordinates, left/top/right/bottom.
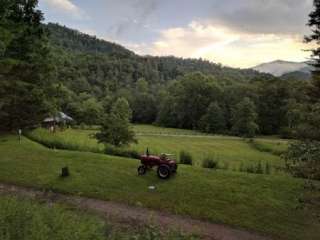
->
[[39, 0, 314, 68]]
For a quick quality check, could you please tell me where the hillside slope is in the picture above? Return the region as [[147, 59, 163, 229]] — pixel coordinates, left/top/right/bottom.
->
[[46, 23, 274, 87], [0, 134, 319, 240]]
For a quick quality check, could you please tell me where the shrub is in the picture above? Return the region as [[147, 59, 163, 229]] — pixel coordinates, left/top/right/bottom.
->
[[245, 165, 255, 174], [265, 162, 271, 174], [179, 151, 193, 165], [284, 141, 320, 180], [202, 158, 219, 169], [256, 161, 263, 174]]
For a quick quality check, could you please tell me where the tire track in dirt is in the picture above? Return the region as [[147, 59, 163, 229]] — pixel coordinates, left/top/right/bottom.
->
[[0, 183, 272, 240]]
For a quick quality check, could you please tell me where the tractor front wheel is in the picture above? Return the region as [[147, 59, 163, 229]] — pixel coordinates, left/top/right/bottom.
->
[[157, 165, 170, 179], [138, 165, 147, 175]]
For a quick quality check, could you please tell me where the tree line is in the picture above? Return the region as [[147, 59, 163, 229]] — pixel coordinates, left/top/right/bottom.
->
[[42, 23, 310, 138], [0, 1, 318, 141]]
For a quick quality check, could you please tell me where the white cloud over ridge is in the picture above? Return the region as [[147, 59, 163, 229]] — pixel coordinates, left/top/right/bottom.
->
[[41, 0, 87, 19], [126, 21, 311, 68], [39, 0, 313, 68]]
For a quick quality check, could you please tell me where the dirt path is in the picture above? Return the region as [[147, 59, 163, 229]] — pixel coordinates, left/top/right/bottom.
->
[[0, 183, 272, 240]]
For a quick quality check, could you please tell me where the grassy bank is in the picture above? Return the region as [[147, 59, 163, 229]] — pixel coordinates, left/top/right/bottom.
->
[[0, 134, 318, 240], [0, 195, 106, 240], [248, 139, 288, 156], [0, 195, 196, 240]]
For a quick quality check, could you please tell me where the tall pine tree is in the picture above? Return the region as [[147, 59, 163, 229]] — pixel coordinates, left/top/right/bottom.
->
[[285, 0, 320, 180], [0, 0, 53, 130], [305, 0, 320, 102]]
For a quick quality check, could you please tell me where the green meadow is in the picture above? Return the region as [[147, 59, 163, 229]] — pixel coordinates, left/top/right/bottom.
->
[[27, 125, 288, 173], [0, 134, 319, 240]]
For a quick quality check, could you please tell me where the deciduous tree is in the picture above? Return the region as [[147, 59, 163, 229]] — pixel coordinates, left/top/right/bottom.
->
[[96, 98, 136, 147], [231, 98, 258, 138]]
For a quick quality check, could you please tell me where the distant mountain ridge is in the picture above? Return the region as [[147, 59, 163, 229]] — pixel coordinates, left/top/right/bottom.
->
[[252, 60, 312, 77], [45, 23, 274, 86]]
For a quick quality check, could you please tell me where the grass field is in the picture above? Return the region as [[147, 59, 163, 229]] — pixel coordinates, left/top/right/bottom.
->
[[0, 195, 195, 240], [27, 125, 288, 173], [133, 124, 207, 135], [0, 134, 319, 240]]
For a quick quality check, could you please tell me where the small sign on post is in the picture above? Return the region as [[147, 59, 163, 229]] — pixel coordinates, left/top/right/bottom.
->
[[18, 129, 22, 143]]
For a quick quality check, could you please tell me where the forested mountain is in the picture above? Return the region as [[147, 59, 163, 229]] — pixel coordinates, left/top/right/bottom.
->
[[42, 23, 311, 137], [281, 71, 312, 81], [0, 2, 312, 139], [46, 23, 135, 58], [252, 60, 312, 77], [46, 23, 274, 87]]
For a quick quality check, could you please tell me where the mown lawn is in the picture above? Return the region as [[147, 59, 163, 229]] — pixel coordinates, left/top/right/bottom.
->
[[27, 127, 286, 173], [0, 134, 319, 240]]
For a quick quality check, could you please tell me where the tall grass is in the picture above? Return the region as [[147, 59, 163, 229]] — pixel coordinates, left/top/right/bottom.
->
[[25, 127, 285, 172], [25, 128, 140, 159], [238, 161, 272, 175], [248, 139, 288, 156], [0, 196, 198, 240], [179, 150, 193, 165], [0, 196, 106, 240], [202, 157, 219, 169], [25, 128, 103, 153]]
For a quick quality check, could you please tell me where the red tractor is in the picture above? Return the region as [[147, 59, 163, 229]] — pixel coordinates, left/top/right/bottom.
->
[[138, 152, 178, 179]]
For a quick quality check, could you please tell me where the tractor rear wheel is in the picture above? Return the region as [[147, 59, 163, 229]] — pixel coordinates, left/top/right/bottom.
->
[[138, 165, 147, 175], [157, 165, 170, 179]]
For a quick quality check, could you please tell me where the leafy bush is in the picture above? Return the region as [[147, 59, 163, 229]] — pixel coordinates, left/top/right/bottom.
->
[[202, 157, 219, 169], [284, 141, 320, 180], [179, 151, 193, 165]]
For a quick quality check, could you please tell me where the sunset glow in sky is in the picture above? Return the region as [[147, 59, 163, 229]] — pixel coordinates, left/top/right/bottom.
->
[[39, 0, 314, 68]]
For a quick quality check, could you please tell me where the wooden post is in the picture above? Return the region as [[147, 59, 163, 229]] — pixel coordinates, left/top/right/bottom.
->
[[61, 167, 70, 177]]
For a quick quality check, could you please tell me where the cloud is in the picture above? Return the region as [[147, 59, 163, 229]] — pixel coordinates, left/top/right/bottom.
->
[[208, 0, 313, 35], [130, 21, 311, 68], [41, 0, 87, 19], [105, 0, 158, 40]]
